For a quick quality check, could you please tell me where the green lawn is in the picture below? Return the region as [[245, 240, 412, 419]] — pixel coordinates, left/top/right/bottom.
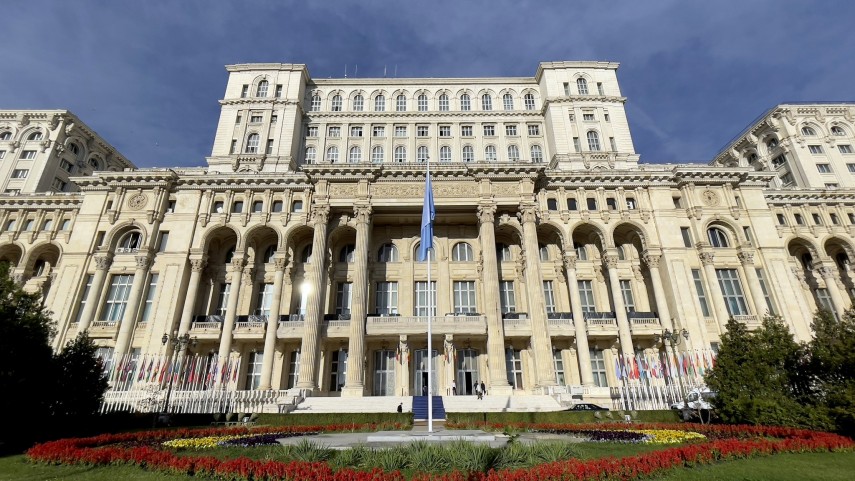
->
[[4, 448, 854, 481]]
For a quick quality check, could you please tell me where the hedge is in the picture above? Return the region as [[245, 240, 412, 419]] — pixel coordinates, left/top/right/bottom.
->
[[256, 412, 412, 426], [446, 410, 679, 425]]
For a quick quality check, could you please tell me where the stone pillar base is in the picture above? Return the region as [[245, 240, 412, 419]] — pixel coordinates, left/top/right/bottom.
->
[[340, 385, 365, 397]]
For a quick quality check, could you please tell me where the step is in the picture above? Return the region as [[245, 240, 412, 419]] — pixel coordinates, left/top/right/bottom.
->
[[293, 395, 412, 414]]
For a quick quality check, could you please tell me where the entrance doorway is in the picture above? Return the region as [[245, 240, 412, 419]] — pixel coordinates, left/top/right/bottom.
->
[[373, 349, 395, 396], [413, 349, 438, 395], [456, 348, 479, 395]]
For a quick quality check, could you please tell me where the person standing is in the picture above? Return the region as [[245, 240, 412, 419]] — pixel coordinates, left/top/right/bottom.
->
[[480, 381, 486, 397], [452, 380, 457, 395]]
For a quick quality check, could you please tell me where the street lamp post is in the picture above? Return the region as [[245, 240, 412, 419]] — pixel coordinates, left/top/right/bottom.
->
[[655, 328, 689, 414], [159, 332, 197, 423]]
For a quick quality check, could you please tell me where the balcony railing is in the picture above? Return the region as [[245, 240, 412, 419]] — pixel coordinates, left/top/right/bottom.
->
[[367, 314, 487, 334], [584, 312, 617, 329], [91, 320, 118, 329], [627, 312, 661, 331], [733, 314, 760, 326]]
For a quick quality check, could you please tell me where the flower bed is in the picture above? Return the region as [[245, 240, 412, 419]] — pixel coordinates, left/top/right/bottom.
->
[[26, 422, 853, 481]]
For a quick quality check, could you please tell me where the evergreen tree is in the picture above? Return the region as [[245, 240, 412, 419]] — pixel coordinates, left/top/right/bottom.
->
[[809, 309, 855, 435], [51, 333, 109, 417]]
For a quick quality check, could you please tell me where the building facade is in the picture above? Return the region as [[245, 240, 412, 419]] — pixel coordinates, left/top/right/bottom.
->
[[2, 62, 853, 404]]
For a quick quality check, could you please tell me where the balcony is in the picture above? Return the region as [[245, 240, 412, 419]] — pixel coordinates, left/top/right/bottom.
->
[[190, 315, 224, 339], [546, 312, 575, 337], [89, 320, 118, 337], [366, 314, 487, 336], [628, 312, 662, 335], [277, 314, 305, 339], [584, 312, 618, 335], [733, 314, 761, 329], [234, 315, 267, 339], [502, 313, 530, 336]]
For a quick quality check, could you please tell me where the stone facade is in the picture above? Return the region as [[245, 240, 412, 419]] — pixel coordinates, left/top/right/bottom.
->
[[2, 62, 853, 401]]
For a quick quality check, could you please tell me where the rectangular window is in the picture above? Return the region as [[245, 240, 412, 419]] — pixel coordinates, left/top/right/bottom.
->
[[620, 280, 635, 312], [582, 113, 595, 121], [336, 282, 353, 315], [158, 231, 169, 252], [505, 348, 523, 389], [483, 125, 495, 136], [265, 139, 274, 155], [573, 137, 581, 152], [328, 126, 340, 137], [350, 126, 363, 137], [816, 288, 837, 318], [60, 160, 73, 172], [795, 213, 804, 225], [287, 350, 300, 388], [306, 126, 318, 137], [586, 198, 597, 210], [11, 169, 28, 179], [51, 178, 66, 191], [21, 150, 36, 160], [609, 137, 617, 151], [589, 348, 608, 387], [255, 283, 274, 316], [776, 213, 786, 225], [394, 125, 407, 137], [743, 226, 752, 244], [597, 82, 605, 95], [839, 145, 854, 154], [417, 125, 429, 137], [439, 125, 451, 137], [716, 268, 749, 316], [74, 274, 94, 323], [553, 350, 566, 386], [453, 281, 477, 314], [567, 198, 578, 210], [101, 274, 134, 322], [375, 282, 399, 315], [543, 281, 556, 313], [499, 280, 516, 313], [236, 114, 242, 124], [527, 124, 541, 136], [692, 269, 711, 317], [813, 213, 822, 225], [604, 111, 611, 122], [817, 163, 832, 173], [141, 274, 159, 323], [461, 125, 473, 137], [0, 150, 6, 159], [780, 172, 794, 185], [240, 85, 248, 98], [216, 283, 230, 316], [563, 82, 571, 96], [578, 280, 595, 312], [415, 281, 437, 316], [245, 352, 264, 390], [755, 268, 776, 315], [329, 349, 347, 391], [275, 84, 282, 97], [809, 145, 824, 154], [250, 114, 263, 123], [505, 124, 518, 136], [372, 125, 385, 137]]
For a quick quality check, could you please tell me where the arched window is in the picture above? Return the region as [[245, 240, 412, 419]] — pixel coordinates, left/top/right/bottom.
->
[[68, 143, 80, 156], [263, 245, 276, 263], [23, 219, 34, 231], [88, 158, 100, 169], [530, 145, 543, 162], [414, 242, 435, 261], [304, 146, 316, 164], [766, 138, 779, 150], [310, 94, 321, 111], [60, 219, 71, 230], [375, 95, 386, 112], [576, 78, 589, 95], [353, 94, 364, 111], [326, 146, 339, 163], [524, 93, 536, 110], [42, 219, 53, 231], [33, 259, 46, 277], [586, 131, 601, 151], [371, 146, 384, 163], [831, 126, 846, 136], [617, 245, 626, 260], [396, 94, 407, 111], [440, 146, 451, 163], [394, 146, 406, 162], [497, 243, 512, 261], [28, 132, 43, 141], [118, 231, 143, 252], [539, 244, 550, 261], [439, 94, 449, 111], [245, 133, 260, 154], [0, 131, 10, 140], [707, 227, 730, 248], [378, 243, 398, 262], [348, 146, 362, 163], [417, 146, 429, 163], [256, 80, 269, 97], [301, 246, 312, 263], [800, 253, 813, 270], [575, 245, 588, 260], [485, 145, 497, 162], [462, 145, 474, 162], [452, 243, 474, 261], [481, 94, 492, 111], [801, 126, 817, 136], [331, 94, 343, 111], [460, 94, 471, 111], [418, 94, 428, 111], [503, 93, 514, 111], [224, 246, 236, 264], [339, 244, 356, 262], [507, 145, 520, 161]]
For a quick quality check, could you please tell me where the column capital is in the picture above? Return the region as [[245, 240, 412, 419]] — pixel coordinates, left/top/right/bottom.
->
[[699, 251, 715, 266], [190, 257, 207, 272], [518, 203, 538, 224], [230, 257, 246, 272], [737, 250, 755, 265], [273, 255, 289, 271], [311, 204, 330, 226], [602, 254, 619, 269], [477, 204, 497, 225], [818, 266, 837, 279], [353, 205, 372, 225], [134, 254, 152, 271], [642, 252, 661, 269], [563, 253, 578, 271], [94, 255, 113, 270]]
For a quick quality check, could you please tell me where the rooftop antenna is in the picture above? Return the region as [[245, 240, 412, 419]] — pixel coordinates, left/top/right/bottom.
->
[[384, 65, 387, 78], [344, 64, 348, 78], [394, 64, 398, 78], [354, 64, 358, 77]]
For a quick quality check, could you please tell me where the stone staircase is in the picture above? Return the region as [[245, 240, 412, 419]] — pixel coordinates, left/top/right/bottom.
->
[[289, 395, 563, 414], [412, 396, 446, 421], [292, 395, 412, 414], [441, 395, 564, 413]]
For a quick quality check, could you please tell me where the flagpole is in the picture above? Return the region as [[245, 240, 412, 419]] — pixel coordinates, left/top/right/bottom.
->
[[426, 155, 433, 434]]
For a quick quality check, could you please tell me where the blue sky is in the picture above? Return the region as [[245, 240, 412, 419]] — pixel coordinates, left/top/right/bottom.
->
[[2, 0, 853, 168]]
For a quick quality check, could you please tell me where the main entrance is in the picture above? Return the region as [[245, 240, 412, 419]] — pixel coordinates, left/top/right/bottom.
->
[[373, 349, 395, 396], [456, 348, 480, 395], [413, 349, 438, 396]]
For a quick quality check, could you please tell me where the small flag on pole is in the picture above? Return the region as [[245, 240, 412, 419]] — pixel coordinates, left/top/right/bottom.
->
[[418, 173, 435, 262]]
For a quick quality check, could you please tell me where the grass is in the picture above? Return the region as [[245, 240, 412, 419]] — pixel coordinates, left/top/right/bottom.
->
[[0, 454, 183, 481], [649, 451, 855, 480]]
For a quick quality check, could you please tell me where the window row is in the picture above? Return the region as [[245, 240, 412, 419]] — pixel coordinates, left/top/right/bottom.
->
[[3, 217, 72, 232], [776, 210, 855, 227], [306, 123, 542, 138], [308, 92, 539, 113], [0, 131, 43, 141], [210, 198, 304, 214], [239, 80, 283, 99], [545, 196, 637, 212], [304, 145, 544, 164], [561, 78, 605, 97], [801, 125, 852, 137]]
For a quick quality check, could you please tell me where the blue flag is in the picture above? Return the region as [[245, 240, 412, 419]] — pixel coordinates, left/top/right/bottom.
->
[[418, 174, 435, 262]]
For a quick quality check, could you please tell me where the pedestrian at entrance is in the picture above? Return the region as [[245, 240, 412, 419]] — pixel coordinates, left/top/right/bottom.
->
[[397, 403, 403, 413], [475, 381, 482, 400], [481, 381, 486, 396], [452, 380, 457, 395]]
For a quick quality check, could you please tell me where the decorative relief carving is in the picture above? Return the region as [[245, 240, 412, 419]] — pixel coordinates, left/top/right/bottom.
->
[[127, 193, 148, 210], [134, 255, 152, 270], [311, 205, 330, 226], [94, 255, 113, 270], [492, 183, 519, 196], [700, 190, 720, 207], [477, 204, 496, 226], [330, 184, 358, 198], [818, 266, 836, 279], [354, 205, 372, 224], [434, 183, 477, 198], [231, 258, 246, 272], [563, 254, 577, 271], [372, 184, 421, 198], [273, 256, 288, 271], [518, 204, 538, 224], [642, 253, 660, 269], [699, 252, 715, 266], [190, 258, 207, 272], [632, 265, 645, 282], [737, 251, 754, 265], [603, 255, 619, 269]]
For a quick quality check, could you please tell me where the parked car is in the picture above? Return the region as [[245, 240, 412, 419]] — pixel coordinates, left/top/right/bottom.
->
[[569, 403, 608, 411]]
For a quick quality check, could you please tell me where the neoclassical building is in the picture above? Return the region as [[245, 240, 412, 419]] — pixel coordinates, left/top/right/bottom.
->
[[2, 61, 854, 405]]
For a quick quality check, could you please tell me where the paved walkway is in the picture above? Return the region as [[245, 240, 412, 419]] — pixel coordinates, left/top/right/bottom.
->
[[277, 428, 588, 449]]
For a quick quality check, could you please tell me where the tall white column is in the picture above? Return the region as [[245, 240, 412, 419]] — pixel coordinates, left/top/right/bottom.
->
[[477, 204, 512, 393], [642, 251, 674, 330], [114, 254, 152, 356], [519, 204, 555, 388], [604, 253, 633, 358], [177, 257, 206, 336], [738, 250, 769, 318], [818, 266, 848, 316], [297, 205, 330, 391], [259, 255, 287, 390], [564, 253, 594, 386], [77, 254, 112, 332], [216, 256, 246, 383], [343, 205, 371, 397], [700, 251, 731, 331]]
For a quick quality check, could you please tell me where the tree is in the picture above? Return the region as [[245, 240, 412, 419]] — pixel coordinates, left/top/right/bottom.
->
[[809, 309, 855, 436], [51, 333, 108, 417]]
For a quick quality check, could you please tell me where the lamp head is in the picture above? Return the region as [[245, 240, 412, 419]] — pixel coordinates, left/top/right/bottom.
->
[[161, 333, 168, 345]]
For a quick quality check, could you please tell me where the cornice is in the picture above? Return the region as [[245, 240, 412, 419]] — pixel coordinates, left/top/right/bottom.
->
[[309, 77, 537, 87], [219, 99, 299, 107], [0, 192, 83, 209], [304, 111, 546, 121], [764, 188, 855, 205], [544, 95, 627, 106]]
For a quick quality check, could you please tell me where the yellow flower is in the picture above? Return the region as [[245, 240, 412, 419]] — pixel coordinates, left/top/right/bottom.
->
[[162, 435, 249, 449], [633, 429, 706, 444]]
